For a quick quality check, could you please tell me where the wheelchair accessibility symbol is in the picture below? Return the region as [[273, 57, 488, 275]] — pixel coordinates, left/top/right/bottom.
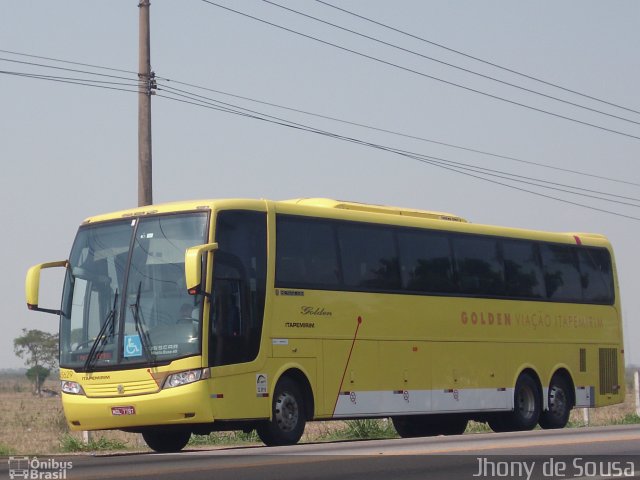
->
[[124, 335, 143, 357]]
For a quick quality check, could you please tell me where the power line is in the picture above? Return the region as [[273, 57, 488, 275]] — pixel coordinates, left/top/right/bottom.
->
[[160, 77, 640, 188], [1, 70, 139, 88], [0, 57, 139, 83], [5, 49, 639, 217], [198, 0, 640, 142], [158, 91, 640, 221], [6, 47, 640, 187], [0, 48, 138, 76], [155, 84, 640, 220], [314, 0, 640, 117], [0, 70, 140, 94], [261, 0, 640, 128], [159, 81, 640, 205]]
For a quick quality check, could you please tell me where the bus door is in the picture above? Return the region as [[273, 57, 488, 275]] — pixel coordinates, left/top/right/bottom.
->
[[209, 253, 247, 367]]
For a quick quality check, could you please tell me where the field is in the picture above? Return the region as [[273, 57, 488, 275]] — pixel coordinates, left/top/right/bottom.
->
[[0, 372, 638, 455]]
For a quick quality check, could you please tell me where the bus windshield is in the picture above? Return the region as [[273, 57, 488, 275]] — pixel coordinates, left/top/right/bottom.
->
[[60, 212, 209, 371]]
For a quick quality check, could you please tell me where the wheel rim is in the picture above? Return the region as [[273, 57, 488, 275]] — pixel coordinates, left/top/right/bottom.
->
[[516, 384, 536, 421], [275, 391, 299, 432]]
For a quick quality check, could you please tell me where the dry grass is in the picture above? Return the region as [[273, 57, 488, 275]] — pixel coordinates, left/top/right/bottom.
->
[[0, 373, 637, 455], [0, 377, 66, 455], [569, 393, 638, 426], [0, 375, 144, 455]]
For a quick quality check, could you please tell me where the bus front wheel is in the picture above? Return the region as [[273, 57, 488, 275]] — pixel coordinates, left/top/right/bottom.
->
[[142, 430, 191, 453], [257, 377, 306, 446]]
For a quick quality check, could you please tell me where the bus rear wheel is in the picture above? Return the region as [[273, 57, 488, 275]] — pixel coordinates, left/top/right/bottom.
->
[[539, 375, 572, 429], [489, 374, 541, 432], [256, 377, 306, 446], [142, 430, 191, 453]]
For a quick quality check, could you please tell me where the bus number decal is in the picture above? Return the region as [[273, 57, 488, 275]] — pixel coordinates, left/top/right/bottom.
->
[[256, 374, 268, 397]]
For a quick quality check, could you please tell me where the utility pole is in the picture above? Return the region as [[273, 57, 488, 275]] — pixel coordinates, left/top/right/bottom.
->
[[138, 0, 154, 206], [635, 370, 640, 417]]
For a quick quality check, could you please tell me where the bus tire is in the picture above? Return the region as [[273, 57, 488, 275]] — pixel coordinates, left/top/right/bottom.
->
[[392, 415, 468, 437], [495, 373, 541, 432], [142, 430, 191, 453], [539, 374, 573, 429], [392, 416, 425, 438], [487, 414, 510, 433], [437, 414, 469, 435], [257, 377, 306, 446], [511, 373, 541, 430]]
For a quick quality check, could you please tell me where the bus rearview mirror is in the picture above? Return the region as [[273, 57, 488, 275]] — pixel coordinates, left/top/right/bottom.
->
[[184, 242, 218, 295], [25, 260, 68, 315]]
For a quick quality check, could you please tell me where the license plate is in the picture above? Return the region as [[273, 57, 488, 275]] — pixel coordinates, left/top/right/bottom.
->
[[111, 406, 136, 416]]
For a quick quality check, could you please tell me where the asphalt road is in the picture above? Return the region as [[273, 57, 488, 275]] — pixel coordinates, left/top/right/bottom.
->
[[2, 425, 639, 480]]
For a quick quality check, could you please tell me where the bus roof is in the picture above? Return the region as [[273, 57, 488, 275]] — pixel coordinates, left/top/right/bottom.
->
[[79, 197, 610, 249], [282, 198, 468, 223], [81, 198, 467, 225]]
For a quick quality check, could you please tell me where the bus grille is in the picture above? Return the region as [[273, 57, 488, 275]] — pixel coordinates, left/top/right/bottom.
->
[[598, 348, 618, 395], [84, 378, 160, 397]]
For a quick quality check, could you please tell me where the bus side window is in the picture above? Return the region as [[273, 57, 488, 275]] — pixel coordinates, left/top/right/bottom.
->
[[397, 230, 455, 294], [540, 244, 582, 302], [578, 248, 614, 304], [502, 240, 544, 299], [276, 216, 340, 289], [337, 224, 400, 291], [452, 235, 505, 296]]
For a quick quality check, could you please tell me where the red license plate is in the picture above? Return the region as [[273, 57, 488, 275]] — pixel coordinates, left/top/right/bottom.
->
[[111, 406, 136, 416]]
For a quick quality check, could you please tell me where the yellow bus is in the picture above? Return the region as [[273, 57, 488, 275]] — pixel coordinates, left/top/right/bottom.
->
[[25, 198, 624, 452]]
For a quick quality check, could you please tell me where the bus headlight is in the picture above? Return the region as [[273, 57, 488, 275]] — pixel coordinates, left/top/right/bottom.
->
[[163, 368, 210, 389], [61, 381, 85, 395]]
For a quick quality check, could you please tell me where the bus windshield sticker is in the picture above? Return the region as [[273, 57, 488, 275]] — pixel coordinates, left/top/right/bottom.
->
[[123, 335, 143, 357], [150, 344, 179, 355]]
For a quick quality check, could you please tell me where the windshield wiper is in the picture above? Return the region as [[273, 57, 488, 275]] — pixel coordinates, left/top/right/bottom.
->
[[129, 281, 157, 364], [83, 290, 118, 372]]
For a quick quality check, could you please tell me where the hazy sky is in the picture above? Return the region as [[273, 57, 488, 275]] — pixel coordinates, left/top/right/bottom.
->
[[1, 1, 639, 369]]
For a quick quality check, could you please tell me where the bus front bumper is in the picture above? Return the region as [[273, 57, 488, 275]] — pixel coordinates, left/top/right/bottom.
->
[[62, 380, 214, 431]]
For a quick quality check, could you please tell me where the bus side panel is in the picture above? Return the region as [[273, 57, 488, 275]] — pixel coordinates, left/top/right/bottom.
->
[[377, 341, 432, 413], [208, 371, 271, 421], [430, 341, 510, 413]]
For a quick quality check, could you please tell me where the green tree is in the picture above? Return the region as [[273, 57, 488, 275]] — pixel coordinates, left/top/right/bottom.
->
[[25, 365, 51, 395], [13, 329, 58, 395]]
